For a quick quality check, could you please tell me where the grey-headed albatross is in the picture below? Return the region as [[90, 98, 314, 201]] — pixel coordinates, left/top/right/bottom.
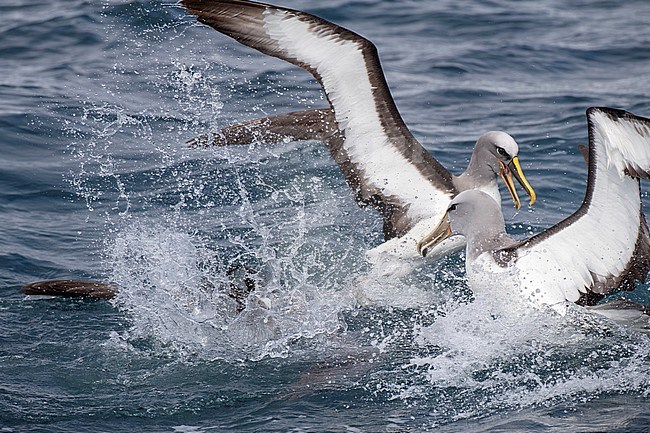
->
[[181, 0, 536, 265]]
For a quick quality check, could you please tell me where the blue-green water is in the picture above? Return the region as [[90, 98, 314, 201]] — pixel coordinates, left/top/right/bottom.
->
[[1, 1, 649, 431]]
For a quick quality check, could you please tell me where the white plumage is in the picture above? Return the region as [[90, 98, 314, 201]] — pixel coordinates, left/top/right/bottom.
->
[[419, 107, 650, 313], [182, 0, 536, 267]]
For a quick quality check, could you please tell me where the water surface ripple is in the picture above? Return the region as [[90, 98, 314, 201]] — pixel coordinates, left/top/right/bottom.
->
[[1, 0, 649, 431]]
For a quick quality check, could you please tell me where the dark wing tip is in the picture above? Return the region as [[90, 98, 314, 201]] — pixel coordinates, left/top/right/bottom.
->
[[587, 106, 650, 125], [180, 0, 372, 62], [586, 106, 641, 123], [186, 132, 230, 148], [21, 279, 118, 299], [186, 134, 211, 148], [587, 106, 650, 179], [181, 0, 266, 15], [181, 0, 262, 10], [587, 106, 628, 120], [187, 108, 337, 148]]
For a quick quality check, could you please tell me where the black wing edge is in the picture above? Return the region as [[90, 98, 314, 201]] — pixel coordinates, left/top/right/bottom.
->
[[499, 107, 650, 304], [181, 0, 456, 238], [588, 106, 650, 179]]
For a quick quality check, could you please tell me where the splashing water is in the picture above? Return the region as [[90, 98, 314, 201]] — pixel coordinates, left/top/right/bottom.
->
[[53, 3, 650, 429], [398, 296, 650, 424]]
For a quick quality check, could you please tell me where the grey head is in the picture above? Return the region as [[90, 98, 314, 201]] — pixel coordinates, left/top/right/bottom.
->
[[417, 190, 514, 260], [456, 131, 536, 210]]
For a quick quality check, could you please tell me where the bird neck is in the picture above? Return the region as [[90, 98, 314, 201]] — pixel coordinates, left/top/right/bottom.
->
[[453, 168, 501, 204], [456, 143, 500, 191], [465, 224, 511, 262]]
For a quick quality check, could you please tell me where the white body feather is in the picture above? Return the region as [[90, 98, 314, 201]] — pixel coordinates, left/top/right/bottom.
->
[[464, 108, 649, 311]]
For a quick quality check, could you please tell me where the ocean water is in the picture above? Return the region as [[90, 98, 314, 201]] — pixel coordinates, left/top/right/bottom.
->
[[1, 0, 649, 431]]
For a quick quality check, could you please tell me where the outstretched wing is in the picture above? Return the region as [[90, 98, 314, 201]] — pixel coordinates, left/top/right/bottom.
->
[[182, 0, 457, 239], [502, 107, 650, 306]]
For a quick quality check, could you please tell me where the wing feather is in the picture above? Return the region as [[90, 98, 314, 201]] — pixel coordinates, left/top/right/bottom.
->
[[182, 0, 456, 238], [186, 108, 337, 148], [504, 107, 650, 306]]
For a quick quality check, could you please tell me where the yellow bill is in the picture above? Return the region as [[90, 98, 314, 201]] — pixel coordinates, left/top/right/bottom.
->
[[499, 156, 536, 209], [416, 213, 452, 258]]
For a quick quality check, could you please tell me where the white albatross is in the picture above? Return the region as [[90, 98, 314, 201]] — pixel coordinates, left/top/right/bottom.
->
[[181, 0, 536, 266], [417, 107, 650, 318]]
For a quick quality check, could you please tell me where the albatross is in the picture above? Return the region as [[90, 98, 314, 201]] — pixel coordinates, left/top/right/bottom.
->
[[181, 0, 536, 264], [417, 107, 650, 315]]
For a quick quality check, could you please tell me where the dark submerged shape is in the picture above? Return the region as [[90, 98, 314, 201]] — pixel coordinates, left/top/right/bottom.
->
[[21, 279, 118, 299]]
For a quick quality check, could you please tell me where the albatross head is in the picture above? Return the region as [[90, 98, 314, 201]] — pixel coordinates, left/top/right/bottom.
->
[[472, 131, 537, 210], [417, 190, 509, 259]]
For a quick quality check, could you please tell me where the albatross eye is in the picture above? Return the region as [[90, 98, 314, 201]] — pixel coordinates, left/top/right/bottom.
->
[[496, 146, 509, 158], [448, 204, 457, 212]]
